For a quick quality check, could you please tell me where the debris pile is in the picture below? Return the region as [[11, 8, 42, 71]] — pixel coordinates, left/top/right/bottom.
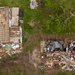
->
[[0, 42, 22, 56], [30, 39, 75, 71]]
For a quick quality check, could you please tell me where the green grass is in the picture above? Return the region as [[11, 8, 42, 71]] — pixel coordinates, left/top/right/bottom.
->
[[57, 71, 66, 75], [0, 70, 3, 75], [56, 71, 75, 75], [41, 0, 75, 34], [38, 69, 45, 75]]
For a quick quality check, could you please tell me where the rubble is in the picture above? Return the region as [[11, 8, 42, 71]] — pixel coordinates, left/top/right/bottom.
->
[[0, 7, 22, 57], [30, 39, 75, 71]]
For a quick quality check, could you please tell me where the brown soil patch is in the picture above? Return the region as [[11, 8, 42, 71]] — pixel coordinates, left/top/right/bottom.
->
[[28, 20, 36, 27]]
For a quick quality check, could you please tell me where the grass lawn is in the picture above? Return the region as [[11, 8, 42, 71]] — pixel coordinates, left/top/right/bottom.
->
[[57, 71, 75, 75]]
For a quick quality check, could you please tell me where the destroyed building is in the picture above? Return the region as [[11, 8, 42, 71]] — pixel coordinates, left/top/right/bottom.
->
[[31, 39, 75, 71], [0, 7, 22, 55]]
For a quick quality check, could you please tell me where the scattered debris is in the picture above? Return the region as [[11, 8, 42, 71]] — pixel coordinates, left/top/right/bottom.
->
[[30, 0, 38, 9], [30, 39, 75, 70]]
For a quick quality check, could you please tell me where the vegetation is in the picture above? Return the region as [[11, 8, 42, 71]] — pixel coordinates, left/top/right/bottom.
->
[[41, 0, 75, 34], [57, 71, 75, 75]]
